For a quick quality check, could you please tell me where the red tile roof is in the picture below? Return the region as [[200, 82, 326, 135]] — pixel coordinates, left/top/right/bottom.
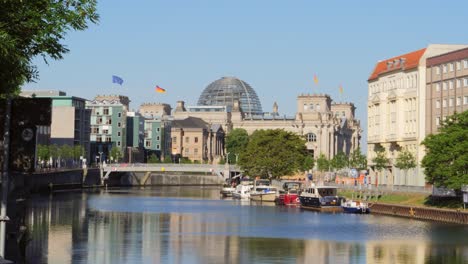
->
[[368, 48, 426, 81]]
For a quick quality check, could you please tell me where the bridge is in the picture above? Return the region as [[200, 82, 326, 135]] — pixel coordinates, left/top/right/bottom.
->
[[100, 163, 242, 185]]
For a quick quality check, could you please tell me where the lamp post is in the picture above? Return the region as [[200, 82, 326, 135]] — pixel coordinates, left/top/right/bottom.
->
[[226, 152, 230, 164], [98, 151, 103, 184]]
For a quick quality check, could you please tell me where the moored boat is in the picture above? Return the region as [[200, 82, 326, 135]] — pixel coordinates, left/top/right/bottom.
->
[[232, 180, 253, 200], [220, 183, 235, 197], [276, 181, 303, 206], [250, 186, 278, 202], [341, 200, 370, 214], [299, 185, 344, 212]]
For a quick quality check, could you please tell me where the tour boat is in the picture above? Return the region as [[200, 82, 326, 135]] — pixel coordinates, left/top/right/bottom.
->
[[341, 200, 370, 214], [299, 185, 344, 212]]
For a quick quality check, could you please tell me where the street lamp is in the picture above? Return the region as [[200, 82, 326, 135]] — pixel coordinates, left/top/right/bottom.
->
[[98, 152, 103, 167], [226, 152, 230, 164]]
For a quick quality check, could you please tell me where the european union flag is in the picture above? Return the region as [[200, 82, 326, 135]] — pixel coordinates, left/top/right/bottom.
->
[[112, 75, 124, 85]]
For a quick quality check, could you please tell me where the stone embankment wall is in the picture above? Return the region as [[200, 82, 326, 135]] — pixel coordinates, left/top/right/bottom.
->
[[106, 172, 224, 186], [370, 203, 468, 225]]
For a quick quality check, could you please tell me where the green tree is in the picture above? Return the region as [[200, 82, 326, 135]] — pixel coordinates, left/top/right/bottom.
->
[[225, 128, 249, 164], [0, 0, 99, 98], [316, 153, 329, 172], [349, 147, 367, 171], [49, 144, 59, 167], [73, 145, 84, 160], [147, 154, 160, 163], [330, 151, 348, 170], [60, 144, 73, 167], [395, 149, 417, 185], [36, 144, 50, 163], [422, 111, 468, 190], [302, 155, 315, 171], [372, 145, 389, 184], [239, 129, 307, 179], [110, 147, 123, 163]]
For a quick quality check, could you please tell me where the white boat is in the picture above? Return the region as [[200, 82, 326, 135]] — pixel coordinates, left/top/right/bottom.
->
[[220, 184, 235, 197], [250, 186, 278, 202], [342, 200, 370, 214], [232, 180, 253, 199]]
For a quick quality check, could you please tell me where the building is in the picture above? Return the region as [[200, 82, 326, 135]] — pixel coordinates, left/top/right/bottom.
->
[[143, 118, 171, 161], [139, 103, 172, 118], [86, 95, 130, 164], [426, 47, 468, 134], [367, 44, 468, 187], [126, 111, 145, 163], [20, 90, 91, 163], [170, 117, 225, 163]]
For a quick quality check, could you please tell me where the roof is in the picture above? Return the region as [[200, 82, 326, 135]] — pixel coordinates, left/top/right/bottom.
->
[[368, 48, 426, 81], [172, 117, 208, 129]]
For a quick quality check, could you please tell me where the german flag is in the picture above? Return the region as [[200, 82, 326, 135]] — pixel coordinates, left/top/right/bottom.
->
[[156, 85, 166, 93]]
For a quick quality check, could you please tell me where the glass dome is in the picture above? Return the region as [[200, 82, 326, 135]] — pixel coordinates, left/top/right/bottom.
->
[[197, 77, 263, 115]]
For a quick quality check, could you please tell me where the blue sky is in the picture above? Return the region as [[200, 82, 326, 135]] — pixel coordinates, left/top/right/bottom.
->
[[23, 0, 468, 152]]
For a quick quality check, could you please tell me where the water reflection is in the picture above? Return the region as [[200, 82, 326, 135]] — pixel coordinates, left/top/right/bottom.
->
[[25, 187, 468, 264]]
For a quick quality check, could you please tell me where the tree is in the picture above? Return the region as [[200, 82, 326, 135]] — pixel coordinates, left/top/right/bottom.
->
[[395, 149, 417, 185], [110, 147, 123, 163], [316, 153, 330, 172], [372, 145, 389, 185], [60, 144, 73, 167], [225, 128, 249, 164], [48, 144, 59, 167], [422, 111, 468, 190], [349, 147, 367, 171], [0, 0, 99, 98], [36, 144, 50, 165], [330, 151, 348, 170], [239, 129, 307, 179], [147, 154, 160, 163], [302, 155, 315, 171]]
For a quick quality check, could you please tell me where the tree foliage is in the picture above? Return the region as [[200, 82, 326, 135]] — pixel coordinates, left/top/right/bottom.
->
[[238, 129, 307, 179], [349, 147, 367, 171], [225, 128, 249, 164], [0, 0, 99, 98], [110, 147, 123, 162], [147, 154, 160, 163], [422, 111, 468, 190], [330, 151, 348, 170], [395, 149, 416, 171], [316, 153, 329, 172], [302, 155, 315, 171], [372, 145, 389, 172]]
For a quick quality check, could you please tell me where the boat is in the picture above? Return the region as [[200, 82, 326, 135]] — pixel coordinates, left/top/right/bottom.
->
[[299, 184, 344, 212], [220, 183, 235, 197], [275, 181, 303, 206], [341, 200, 370, 214], [250, 186, 278, 202], [232, 180, 253, 199]]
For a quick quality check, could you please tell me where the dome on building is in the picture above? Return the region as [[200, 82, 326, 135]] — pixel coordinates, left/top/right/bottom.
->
[[197, 77, 263, 115]]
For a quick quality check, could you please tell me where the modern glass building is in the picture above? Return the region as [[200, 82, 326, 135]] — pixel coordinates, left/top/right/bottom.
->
[[197, 77, 263, 116]]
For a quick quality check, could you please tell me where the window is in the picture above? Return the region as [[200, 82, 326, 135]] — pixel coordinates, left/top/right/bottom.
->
[[316, 104, 320, 110], [449, 63, 454, 72], [195, 137, 198, 143], [457, 79, 461, 88], [97, 117, 102, 124], [464, 96, 468, 105], [449, 80, 454, 89], [443, 99, 447, 108], [464, 59, 468, 69], [118, 122, 121, 127], [117, 131, 121, 137], [436, 100, 440, 108], [107, 119, 112, 125], [464, 78, 468, 87], [117, 141, 121, 146], [456, 61, 461, 70], [443, 64, 447, 73], [172, 137, 177, 144], [106, 136, 111, 142], [96, 137, 102, 142], [436, 83, 440, 91], [157, 128, 160, 132], [449, 98, 454, 107], [436, 117, 440, 126], [436, 67, 440, 75], [92, 127, 99, 134], [156, 144, 160, 149], [185, 148, 189, 155], [103, 108, 109, 115], [185, 137, 189, 143], [145, 141, 151, 147], [306, 133, 317, 142], [102, 129, 109, 134], [194, 148, 198, 155], [456, 97, 461, 106], [443, 82, 447, 90], [156, 136, 160, 141], [342, 111, 346, 117]]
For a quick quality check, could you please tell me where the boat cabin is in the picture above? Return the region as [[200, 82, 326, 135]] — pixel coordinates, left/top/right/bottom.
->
[[302, 186, 338, 198]]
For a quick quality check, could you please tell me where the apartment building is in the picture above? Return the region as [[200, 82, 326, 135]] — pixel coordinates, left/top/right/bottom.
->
[[426, 47, 468, 134], [367, 44, 468, 187]]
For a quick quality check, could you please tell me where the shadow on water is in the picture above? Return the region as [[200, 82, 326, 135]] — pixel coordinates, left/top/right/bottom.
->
[[24, 187, 468, 264]]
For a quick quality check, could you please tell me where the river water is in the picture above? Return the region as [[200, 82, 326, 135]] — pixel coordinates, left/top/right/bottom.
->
[[24, 187, 468, 264]]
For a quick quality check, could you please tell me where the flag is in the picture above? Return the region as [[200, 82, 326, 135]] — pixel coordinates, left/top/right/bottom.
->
[[155, 85, 166, 93], [314, 74, 318, 85], [112, 75, 124, 85], [339, 84, 343, 94]]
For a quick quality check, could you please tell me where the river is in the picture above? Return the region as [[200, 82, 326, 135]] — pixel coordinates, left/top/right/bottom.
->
[[24, 187, 468, 264]]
